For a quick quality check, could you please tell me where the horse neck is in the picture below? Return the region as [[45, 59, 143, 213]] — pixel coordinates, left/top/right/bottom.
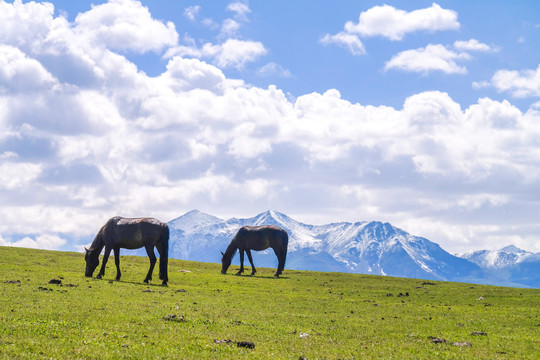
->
[[89, 229, 105, 253], [224, 242, 237, 260]]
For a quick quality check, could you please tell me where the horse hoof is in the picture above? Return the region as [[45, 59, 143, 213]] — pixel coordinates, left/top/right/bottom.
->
[[115, 277, 120, 281], [143, 279, 149, 284], [96, 274, 102, 279], [161, 282, 168, 286]]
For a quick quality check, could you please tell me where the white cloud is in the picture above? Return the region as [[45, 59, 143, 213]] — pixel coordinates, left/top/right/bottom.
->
[[227, 2, 251, 20], [0, 234, 66, 250], [320, 32, 365, 55], [489, 64, 540, 98], [257, 62, 292, 78], [385, 44, 470, 74], [323, 3, 459, 55], [166, 39, 267, 69], [345, 3, 459, 41], [0, 161, 43, 189], [0, 45, 58, 92], [453, 39, 493, 52], [220, 18, 241, 37], [208, 39, 267, 69], [74, 0, 178, 53], [165, 2, 265, 70], [1, 0, 540, 255], [0, 0, 58, 48], [183, 5, 200, 22]]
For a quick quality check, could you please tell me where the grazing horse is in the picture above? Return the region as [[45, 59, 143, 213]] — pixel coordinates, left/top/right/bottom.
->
[[84, 216, 169, 285], [221, 225, 288, 277]]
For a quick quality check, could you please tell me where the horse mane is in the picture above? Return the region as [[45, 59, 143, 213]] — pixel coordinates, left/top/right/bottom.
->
[[87, 225, 106, 254], [223, 241, 238, 261]]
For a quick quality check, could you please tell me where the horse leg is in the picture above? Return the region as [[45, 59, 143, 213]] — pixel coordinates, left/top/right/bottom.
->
[[114, 246, 121, 281], [97, 246, 112, 279], [144, 244, 157, 284], [155, 242, 168, 286], [246, 249, 256, 276], [236, 249, 244, 275], [273, 248, 287, 277]]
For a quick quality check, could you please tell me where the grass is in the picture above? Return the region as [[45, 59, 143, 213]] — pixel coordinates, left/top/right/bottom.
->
[[0, 246, 539, 359]]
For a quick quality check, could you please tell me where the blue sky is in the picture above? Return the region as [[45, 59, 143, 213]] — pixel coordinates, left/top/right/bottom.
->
[[1, 0, 540, 254]]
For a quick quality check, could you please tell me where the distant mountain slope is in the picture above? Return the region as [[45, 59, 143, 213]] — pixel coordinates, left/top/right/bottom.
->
[[459, 245, 533, 269], [157, 210, 488, 284], [458, 246, 540, 288]]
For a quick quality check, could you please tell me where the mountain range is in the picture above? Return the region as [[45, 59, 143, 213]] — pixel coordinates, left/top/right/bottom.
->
[[137, 210, 539, 288]]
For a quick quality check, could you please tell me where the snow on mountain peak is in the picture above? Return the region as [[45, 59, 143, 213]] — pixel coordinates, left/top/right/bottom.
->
[[459, 245, 533, 269], [168, 209, 223, 234], [500, 245, 526, 254]]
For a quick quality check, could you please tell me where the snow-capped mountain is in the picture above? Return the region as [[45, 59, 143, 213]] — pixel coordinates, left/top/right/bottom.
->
[[458, 246, 540, 288], [459, 245, 533, 269], [158, 210, 485, 283]]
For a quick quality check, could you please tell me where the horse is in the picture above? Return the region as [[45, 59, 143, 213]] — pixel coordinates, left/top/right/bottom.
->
[[221, 225, 289, 277], [84, 216, 169, 285]]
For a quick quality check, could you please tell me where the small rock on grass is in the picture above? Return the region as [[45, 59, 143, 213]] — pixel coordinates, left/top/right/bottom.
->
[[213, 339, 233, 345], [429, 336, 448, 344], [237, 341, 255, 349], [162, 314, 184, 322], [472, 331, 487, 336], [213, 339, 255, 349]]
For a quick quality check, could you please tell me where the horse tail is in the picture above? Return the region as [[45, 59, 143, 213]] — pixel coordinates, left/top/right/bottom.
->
[[159, 223, 169, 283]]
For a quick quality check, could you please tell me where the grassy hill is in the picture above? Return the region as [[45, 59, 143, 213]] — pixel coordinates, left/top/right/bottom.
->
[[0, 246, 538, 359]]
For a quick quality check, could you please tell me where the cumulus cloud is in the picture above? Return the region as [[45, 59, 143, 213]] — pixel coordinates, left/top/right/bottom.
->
[[257, 62, 292, 78], [320, 32, 365, 55], [166, 3, 266, 69], [167, 39, 267, 69], [385, 40, 495, 75], [322, 3, 459, 55], [385, 44, 470, 74], [183, 5, 200, 22], [488, 64, 540, 98], [453, 39, 493, 52], [345, 3, 459, 41], [227, 2, 251, 21], [73, 0, 178, 53], [0, 45, 58, 92], [0, 234, 66, 250], [1, 0, 540, 255]]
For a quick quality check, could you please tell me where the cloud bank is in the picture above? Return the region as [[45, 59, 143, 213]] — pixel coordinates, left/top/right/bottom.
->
[[1, 1, 540, 254]]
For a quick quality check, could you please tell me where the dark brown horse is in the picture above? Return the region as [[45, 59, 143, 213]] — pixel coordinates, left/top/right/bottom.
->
[[85, 216, 169, 285], [221, 225, 288, 277]]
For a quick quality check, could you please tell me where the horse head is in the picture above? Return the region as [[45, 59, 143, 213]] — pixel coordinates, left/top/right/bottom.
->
[[84, 247, 100, 277], [220, 250, 231, 274]]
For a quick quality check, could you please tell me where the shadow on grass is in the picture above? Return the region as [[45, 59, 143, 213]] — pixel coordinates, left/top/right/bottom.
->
[[221, 273, 290, 280], [91, 277, 169, 287]]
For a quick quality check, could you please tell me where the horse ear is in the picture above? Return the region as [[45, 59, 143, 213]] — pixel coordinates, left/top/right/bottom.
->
[[220, 251, 224, 256], [84, 247, 89, 252]]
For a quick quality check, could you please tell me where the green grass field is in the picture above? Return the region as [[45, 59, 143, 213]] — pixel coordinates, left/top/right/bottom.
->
[[0, 246, 538, 359]]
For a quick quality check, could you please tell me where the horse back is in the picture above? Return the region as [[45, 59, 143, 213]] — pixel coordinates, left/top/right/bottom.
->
[[237, 225, 288, 251], [105, 217, 167, 250]]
